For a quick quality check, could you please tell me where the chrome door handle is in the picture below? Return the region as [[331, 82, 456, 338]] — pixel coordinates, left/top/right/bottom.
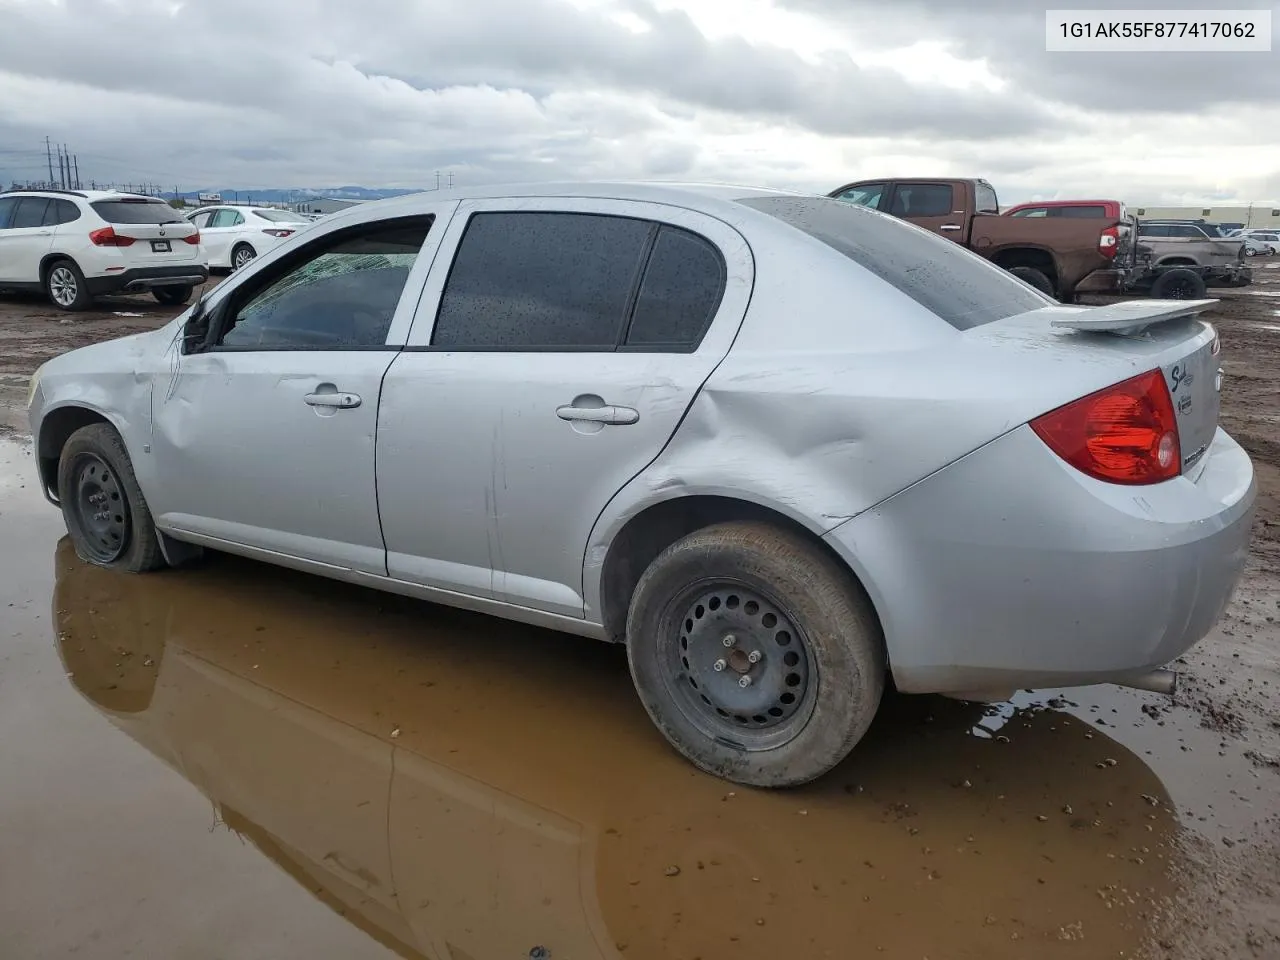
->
[[304, 391, 361, 409], [556, 404, 639, 425], [939, 224, 961, 232]]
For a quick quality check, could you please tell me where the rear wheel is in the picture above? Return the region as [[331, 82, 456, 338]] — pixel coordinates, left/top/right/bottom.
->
[[153, 285, 194, 306], [57, 423, 165, 573], [231, 243, 256, 270], [626, 522, 885, 787], [45, 259, 93, 311], [1007, 266, 1055, 297], [1151, 267, 1207, 300]]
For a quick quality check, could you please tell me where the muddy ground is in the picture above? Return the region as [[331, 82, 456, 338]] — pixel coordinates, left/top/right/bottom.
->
[[0, 267, 1277, 959]]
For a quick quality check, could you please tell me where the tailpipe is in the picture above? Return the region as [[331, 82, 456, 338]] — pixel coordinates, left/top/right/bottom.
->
[[1115, 668, 1177, 696]]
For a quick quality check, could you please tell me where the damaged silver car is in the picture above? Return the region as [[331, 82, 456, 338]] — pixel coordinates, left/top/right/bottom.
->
[[27, 183, 1255, 787]]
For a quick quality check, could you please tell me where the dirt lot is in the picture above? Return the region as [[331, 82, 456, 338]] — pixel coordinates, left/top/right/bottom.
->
[[0, 267, 1277, 959]]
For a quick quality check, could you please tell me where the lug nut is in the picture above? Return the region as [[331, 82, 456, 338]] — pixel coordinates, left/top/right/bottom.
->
[[722, 634, 736, 648], [713, 659, 727, 672], [748, 650, 762, 664], [738, 675, 753, 688]]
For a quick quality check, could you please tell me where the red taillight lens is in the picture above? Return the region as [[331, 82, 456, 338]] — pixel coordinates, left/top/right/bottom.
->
[[1031, 369, 1180, 485], [1098, 225, 1119, 260], [89, 226, 135, 247], [183, 230, 201, 245], [263, 228, 295, 238]]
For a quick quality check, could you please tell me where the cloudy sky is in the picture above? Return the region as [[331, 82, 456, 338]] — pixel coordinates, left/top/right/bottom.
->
[[0, 0, 1276, 204]]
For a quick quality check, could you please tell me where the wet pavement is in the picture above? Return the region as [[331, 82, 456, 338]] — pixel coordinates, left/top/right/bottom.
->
[[2, 437, 1277, 959]]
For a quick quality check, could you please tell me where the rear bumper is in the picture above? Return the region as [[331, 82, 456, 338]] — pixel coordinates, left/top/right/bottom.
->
[[823, 424, 1255, 695], [1206, 263, 1252, 286], [1073, 267, 1127, 294], [85, 264, 208, 296]]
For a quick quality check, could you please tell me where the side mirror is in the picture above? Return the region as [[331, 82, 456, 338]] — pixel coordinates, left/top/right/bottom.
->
[[181, 297, 210, 355]]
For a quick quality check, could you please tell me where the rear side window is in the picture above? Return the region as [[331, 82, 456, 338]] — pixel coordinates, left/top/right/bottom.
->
[[625, 226, 725, 350], [1057, 205, 1108, 218], [738, 196, 1050, 331], [12, 197, 51, 228], [49, 199, 80, 225], [91, 200, 185, 225], [889, 183, 953, 218], [432, 212, 653, 350]]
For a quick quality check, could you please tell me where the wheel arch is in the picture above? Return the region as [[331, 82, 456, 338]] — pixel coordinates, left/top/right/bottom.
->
[[39, 252, 81, 283], [989, 246, 1059, 286], [592, 492, 884, 650], [36, 403, 125, 503]]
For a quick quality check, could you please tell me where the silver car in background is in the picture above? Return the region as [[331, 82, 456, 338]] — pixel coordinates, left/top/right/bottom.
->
[[26, 183, 1255, 787]]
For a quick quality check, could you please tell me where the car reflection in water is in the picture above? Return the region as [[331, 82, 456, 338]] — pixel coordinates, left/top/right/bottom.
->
[[53, 539, 1183, 960]]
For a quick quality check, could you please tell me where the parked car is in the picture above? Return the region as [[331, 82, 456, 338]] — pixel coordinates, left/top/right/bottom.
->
[[184, 204, 311, 270], [1002, 199, 1129, 221], [0, 188, 208, 310], [1136, 221, 1250, 283], [829, 178, 1132, 300], [26, 183, 1255, 787], [1226, 229, 1280, 254], [1241, 236, 1275, 257]]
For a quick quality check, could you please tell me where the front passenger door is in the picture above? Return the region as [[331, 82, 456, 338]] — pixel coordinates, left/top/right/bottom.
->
[[149, 213, 444, 574]]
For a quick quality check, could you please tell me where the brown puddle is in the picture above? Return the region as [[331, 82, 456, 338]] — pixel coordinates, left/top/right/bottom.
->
[[52, 538, 1190, 960]]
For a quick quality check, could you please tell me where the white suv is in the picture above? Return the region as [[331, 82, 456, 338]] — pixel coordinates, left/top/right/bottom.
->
[[0, 189, 209, 311]]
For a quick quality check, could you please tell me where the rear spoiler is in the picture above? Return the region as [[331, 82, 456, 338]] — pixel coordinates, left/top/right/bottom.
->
[[1045, 298, 1218, 335]]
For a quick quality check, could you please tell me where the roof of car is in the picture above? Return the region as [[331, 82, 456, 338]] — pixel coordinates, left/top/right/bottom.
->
[[0, 188, 169, 203]]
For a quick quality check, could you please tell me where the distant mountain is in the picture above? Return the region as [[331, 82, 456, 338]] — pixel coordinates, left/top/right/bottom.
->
[[163, 186, 423, 204]]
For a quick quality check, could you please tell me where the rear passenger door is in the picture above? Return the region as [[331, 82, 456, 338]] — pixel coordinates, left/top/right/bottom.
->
[[377, 198, 753, 618]]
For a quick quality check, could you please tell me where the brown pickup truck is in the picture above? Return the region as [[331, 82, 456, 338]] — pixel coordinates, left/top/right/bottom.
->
[[827, 178, 1131, 300]]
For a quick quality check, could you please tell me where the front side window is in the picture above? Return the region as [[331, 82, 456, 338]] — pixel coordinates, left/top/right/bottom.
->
[[214, 219, 431, 350], [832, 183, 886, 209], [432, 212, 653, 350], [888, 183, 953, 218], [11, 197, 51, 228]]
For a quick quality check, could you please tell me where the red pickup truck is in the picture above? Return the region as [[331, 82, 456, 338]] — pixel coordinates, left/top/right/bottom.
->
[[828, 178, 1132, 300]]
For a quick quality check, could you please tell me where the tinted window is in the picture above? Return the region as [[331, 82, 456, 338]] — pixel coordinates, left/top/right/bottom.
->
[[1058, 205, 1108, 218], [90, 200, 185, 225], [0, 197, 17, 229], [12, 197, 51, 228], [50, 199, 80, 225], [974, 181, 999, 214], [738, 195, 1049, 331], [217, 220, 430, 350], [889, 183, 953, 218], [1139, 224, 1170, 237], [1173, 226, 1205, 239], [432, 212, 652, 350], [625, 226, 725, 349], [832, 183, 885, 209]]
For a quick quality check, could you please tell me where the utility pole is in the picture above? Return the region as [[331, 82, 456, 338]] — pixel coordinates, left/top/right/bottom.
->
[[45, 136, 54, 186], [447, 171, 454, 189], [72, 155, 80, 189], [434, 170, 441, 191], [58, 146, 67, 188]]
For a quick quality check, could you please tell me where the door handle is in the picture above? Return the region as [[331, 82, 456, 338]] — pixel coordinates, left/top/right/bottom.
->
[[556, 404, 639, 425], [939, 224, 962, 232], [304, 391, 361, 409]]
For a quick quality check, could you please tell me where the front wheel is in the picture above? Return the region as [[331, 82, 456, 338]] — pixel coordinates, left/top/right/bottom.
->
[[57, 423, 166, 573], [153, 284, 193, 306], [626, 522, 885, 787]]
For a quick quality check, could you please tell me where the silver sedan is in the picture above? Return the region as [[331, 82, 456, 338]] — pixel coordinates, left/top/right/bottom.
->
[[26, 183, 1255, 787]]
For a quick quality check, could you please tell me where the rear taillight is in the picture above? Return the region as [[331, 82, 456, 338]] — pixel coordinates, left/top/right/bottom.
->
[[89, 226, 135, 247], [183, 231, 201, 245], [1098, 225, 1119, 260], [263, 228, 295, 238], [1031, 369, 1180, 485]]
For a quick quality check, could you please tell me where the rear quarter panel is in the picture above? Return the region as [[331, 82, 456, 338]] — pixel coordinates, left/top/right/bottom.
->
[[968, 215, 1113, 289]]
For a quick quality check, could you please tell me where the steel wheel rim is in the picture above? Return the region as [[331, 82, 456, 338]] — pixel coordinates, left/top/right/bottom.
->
[[50, 267, 77, 306], [233, 248, 254, 269], [68, 452, 129, 562], [659, 578, 817, 751]]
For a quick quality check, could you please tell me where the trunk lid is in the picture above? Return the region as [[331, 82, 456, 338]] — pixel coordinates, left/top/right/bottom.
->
[[90, 198, 201, 265]]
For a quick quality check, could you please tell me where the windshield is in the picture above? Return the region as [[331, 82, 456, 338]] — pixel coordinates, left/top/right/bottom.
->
[[254, 208, 303, 223], [90, 199, 186, 225], [739, 195, 1050, 330]]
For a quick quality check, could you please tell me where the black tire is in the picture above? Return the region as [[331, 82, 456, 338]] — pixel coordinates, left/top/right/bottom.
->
[[1150, 268, 1207, 300], [57, 423, 165, 573], [230, 243, 256, 270], [626, 521, 885, 787], [44, 258, 93, 312], [1008, 266, 1055, 297], [153, 285, 193, 306]]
